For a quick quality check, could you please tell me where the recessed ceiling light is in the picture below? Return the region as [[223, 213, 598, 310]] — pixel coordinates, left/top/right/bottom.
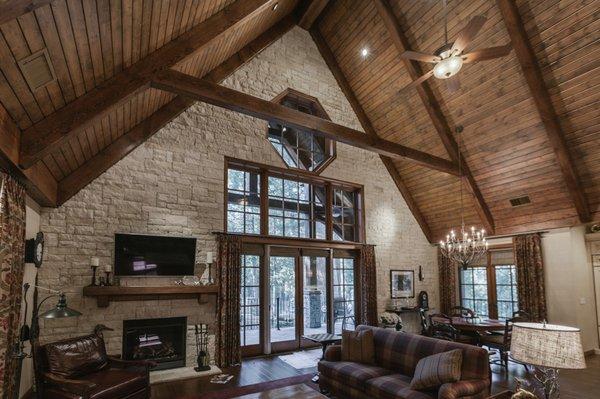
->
[[272, 3, 279, 11], [360, 48, 369, 58]]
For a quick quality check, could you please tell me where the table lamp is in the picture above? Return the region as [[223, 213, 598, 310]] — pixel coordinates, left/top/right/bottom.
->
[[510, 322, 586, 399]]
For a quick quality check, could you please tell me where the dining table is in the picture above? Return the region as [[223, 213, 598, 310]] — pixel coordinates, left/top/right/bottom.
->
[[431, 316, 506, 333]]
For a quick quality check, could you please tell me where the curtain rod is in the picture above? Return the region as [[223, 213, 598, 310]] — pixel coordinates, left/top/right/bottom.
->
[[487, 230, 550, 240], [210, 231, 376, 246]]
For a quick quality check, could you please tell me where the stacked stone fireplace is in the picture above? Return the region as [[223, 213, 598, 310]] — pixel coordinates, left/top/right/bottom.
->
[[123, 316, 187, 371]]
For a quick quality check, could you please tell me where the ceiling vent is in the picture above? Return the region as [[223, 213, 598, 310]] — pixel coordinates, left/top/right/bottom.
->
[[509, 196, 531, 207], [18, 49, 56, 91]]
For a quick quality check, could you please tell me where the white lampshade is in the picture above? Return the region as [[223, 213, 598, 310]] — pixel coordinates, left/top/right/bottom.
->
[[510, 322, 586, 369]]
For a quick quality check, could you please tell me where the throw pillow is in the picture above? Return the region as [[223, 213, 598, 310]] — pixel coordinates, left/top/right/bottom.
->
[[341, 329, 375, 365], [410, 349, 463, 390]]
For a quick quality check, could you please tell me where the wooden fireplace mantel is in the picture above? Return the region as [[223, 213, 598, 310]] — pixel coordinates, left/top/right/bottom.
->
[[82, 285, 219, 308]]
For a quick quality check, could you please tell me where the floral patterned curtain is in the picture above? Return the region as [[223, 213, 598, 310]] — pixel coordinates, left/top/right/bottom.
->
[[359, 245, 377, 327], [438, 249, 457, 315], [513, 234, 547, 321], [215, 233, 242, 368], [0, 171, 26, 399]]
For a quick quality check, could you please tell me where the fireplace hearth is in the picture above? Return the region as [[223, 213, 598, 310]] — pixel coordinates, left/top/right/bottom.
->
[[123, 316, 187, 370]]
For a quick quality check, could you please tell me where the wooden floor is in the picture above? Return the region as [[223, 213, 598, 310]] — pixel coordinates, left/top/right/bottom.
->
[[152, 353, 600, 398]]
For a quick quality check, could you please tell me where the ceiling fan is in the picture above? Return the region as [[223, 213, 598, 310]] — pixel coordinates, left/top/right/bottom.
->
[[399, 0, 512, 93]]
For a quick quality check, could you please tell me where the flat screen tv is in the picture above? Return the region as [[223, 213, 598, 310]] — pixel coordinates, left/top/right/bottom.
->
[[114, 233, 196, 276]]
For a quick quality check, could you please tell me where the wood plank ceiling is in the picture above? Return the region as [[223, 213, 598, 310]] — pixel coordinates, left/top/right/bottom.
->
[[0, 0, 597, 242], [315, 0, 599, 239]]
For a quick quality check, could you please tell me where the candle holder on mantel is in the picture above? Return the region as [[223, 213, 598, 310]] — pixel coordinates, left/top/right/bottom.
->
[[205, 252, 214, 285], [104, 271, 112, 286], [88, 257, 100, 286]]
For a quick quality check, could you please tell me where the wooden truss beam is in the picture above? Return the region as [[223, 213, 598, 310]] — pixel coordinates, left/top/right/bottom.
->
[[372, 0, 495, 234], [298, 0, 330, 30], [310, 28, 433, 242], [56, 15, 296, 206], [0, 103, 57, 206], [19, 0, 271, 169], [497, 0, 591, 222], [152, 69, 460, 176]]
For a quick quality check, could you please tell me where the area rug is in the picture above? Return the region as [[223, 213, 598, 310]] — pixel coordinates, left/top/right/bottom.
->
[[181, 374, 318, 399], [150, 365, 222, 384], [278, 350, 321, 370]]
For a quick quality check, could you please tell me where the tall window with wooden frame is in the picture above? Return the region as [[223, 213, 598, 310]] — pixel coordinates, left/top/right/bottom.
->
[[458, 247, 518, 320], [267, 89, 336, 174], [225, 158, 365, 243]]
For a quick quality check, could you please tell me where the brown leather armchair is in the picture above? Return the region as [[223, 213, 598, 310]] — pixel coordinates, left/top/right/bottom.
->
[[34, 333, 155, 399]]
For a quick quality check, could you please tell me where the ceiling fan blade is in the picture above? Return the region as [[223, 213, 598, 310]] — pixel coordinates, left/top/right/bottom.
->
[[462, 44, 512, 63], [400, 51, 441, 63], [445, 75, 461, 93], [398, 70, 434, 95], [451, 15, 487, 54]]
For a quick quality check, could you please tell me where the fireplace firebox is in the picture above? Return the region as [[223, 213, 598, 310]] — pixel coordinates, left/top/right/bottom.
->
[[123, 317, 187, 370]]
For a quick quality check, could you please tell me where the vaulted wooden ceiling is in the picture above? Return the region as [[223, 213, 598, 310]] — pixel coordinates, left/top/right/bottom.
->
[[0, 0, 597, 243]]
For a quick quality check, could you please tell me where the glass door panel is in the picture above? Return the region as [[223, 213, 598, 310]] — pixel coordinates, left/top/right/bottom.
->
[[333, 258, 356, 334], [270, 256, 297, 346], [240, 254, 261, 356], [302, 255, 328, 336]]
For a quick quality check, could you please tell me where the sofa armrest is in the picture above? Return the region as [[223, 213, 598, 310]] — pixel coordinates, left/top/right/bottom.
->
[[42, 372, 97, 396], [108, 356, 157, 370], [438, 379, 490, 399], [323, 345, 342, 361]]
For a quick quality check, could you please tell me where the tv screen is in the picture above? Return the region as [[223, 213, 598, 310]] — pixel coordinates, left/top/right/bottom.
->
[[114, 234, 196, 276]]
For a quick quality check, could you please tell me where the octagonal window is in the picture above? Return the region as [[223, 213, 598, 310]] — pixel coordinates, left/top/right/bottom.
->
[[267, 89, 336, 173]]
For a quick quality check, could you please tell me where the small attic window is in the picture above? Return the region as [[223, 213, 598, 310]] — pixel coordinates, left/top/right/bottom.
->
[[267, 89, 336, 174]]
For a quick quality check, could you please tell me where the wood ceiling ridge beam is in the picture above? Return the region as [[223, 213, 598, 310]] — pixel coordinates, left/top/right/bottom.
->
[[18, 0, 272, 170], [311, 27, 433, 242], [0, 0, 54, 25], [298, 0, 330, 30], [496, 0, 591, 223], [151, 69, 459, 177], [56, 14, 296, 206], [372, 0, 495, 234]]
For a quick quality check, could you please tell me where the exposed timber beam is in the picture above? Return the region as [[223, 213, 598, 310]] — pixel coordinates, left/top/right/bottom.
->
[[372, 0, 495, 234], [152, 69, 460, 175], [0, 0, 54, 25], [298, 0, 330, 30], [57, 16, 296, 205], [310, 28, 433, 242], [19, 0, 271, 169], [0, 103, 57, 206], [497, 0, 591, 223]]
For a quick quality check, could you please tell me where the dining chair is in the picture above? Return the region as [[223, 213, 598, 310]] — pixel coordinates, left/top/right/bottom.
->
[[428, 313, 458, 341], [479, 313, 530, 369], [419, 308, 430, 336]]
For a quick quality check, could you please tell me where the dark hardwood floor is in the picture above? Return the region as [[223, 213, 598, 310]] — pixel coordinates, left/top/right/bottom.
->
[[152, 352, 600, 398]]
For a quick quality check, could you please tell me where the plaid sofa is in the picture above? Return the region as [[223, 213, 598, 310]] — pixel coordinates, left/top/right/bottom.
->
[[318, 326, 490, 399]]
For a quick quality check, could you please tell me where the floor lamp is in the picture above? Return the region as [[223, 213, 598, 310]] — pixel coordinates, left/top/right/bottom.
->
[[12, 283, 82, 399]]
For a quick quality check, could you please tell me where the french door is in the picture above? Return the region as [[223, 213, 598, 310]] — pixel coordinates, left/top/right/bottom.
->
[[240, 245, 357, 356]]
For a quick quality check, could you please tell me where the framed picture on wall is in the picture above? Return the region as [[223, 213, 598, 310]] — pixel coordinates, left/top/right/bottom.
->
[[390, 270, 415, 298]]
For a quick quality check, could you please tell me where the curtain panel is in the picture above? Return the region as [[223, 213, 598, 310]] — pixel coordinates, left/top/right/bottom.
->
[[438, 249, 457, 315], [513, 234, 547, 321], [358, 244, 377, 327], [215, 233, 242, 368], [0, 171, 26, 399]]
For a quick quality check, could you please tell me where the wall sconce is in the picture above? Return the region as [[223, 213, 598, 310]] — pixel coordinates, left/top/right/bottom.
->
[[418, 265, 424, 281]]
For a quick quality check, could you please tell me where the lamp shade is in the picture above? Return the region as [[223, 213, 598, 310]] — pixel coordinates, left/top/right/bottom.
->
[[38, 294, 82, 319], [510, 322, 586, 369]]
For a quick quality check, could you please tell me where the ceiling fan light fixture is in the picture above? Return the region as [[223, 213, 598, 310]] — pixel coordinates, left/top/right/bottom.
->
[[433, 55, 463, 79]]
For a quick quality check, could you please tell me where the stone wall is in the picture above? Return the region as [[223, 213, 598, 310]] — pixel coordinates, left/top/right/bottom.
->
[[38, 27, 438, 364]]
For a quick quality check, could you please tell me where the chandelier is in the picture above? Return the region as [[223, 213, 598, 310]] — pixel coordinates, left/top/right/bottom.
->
[[439, 126, 488, 269]]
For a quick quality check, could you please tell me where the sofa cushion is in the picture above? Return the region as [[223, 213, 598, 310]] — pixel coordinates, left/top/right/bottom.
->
[[410, 349, 462, 390], [44, 334, 109, 378], [319, 361, 392, 391], [341, 328, 375, 365], [366, 374, 437, 399]]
